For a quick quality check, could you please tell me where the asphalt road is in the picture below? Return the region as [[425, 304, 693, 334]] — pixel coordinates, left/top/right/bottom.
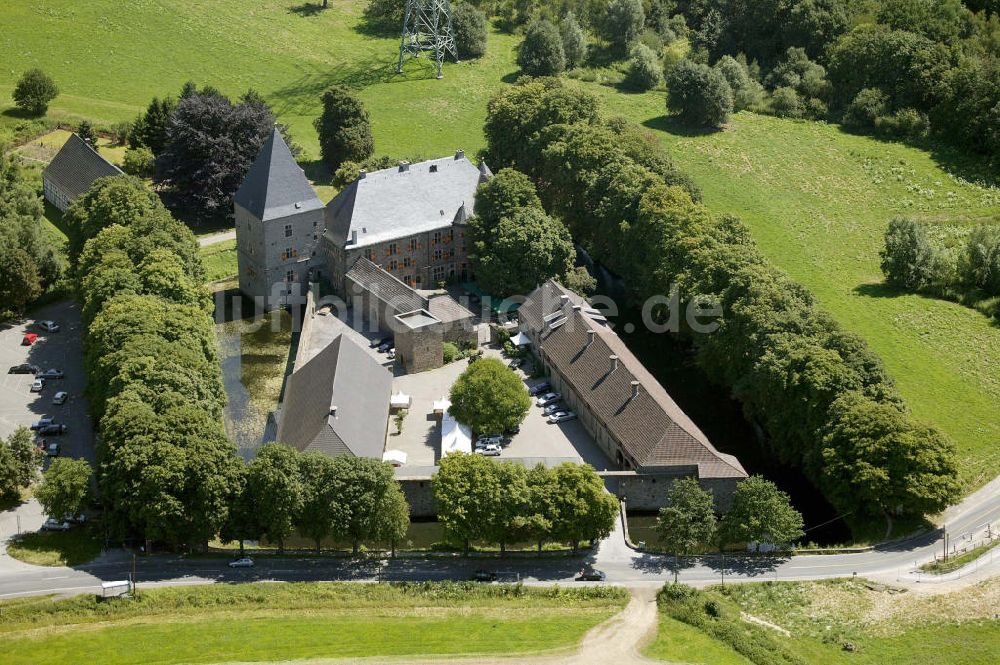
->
[[1, 474, 997, 599]]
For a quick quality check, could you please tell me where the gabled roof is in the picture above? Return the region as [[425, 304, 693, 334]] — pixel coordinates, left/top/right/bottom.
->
[[234, 127, 323, 222], [520, 281, 747, 480], [277, 334, 391, 459], [325, 151, 491, 248], [43, 134, 123, 200], [345, 257, 426, 313]]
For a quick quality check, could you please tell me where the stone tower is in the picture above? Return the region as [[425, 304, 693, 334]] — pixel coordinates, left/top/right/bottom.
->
[[235, 128, 325, 309]]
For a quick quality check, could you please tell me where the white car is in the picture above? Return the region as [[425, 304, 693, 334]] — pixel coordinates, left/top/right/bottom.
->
[[37, 320, 60, 333], [475, 444, 501, 457], [536, 392, 561, 407], [542, 403, 563, 416], [30, 378, 45, 392], [228, 556, 255, 568], [41, 518, 71, 532], [53, 391, 68, 405], [548, 411, 577, 424]]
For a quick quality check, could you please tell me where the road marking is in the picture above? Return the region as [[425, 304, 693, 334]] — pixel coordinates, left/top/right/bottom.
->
[[43, 575, 69, 580]]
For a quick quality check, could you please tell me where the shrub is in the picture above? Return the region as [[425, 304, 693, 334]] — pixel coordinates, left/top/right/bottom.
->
[[627, 44, 663, 91], [880, 217, 940, 291], [12, 68, 59, 116], [875, 108, 930, 138], [599, 0, 645, 53], [960, 225, 1000, 295], [714, 55, 763, 111], [442, 341, 460, 363], [770, 86, 804, 118], [452, 3, 487, 59], [518, 20, 566, 76], [666, 59, 733, 127], [560, 12, 587, 69], [843, 88, 889, 133], [111, 121, 132, 146], [122, 147, 155, 178]]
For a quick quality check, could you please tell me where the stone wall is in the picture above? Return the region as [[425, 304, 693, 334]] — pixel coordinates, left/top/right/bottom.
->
[[396, 321, 444, 373], [399, 478, 437, 517], [603, 471, 739, 513]]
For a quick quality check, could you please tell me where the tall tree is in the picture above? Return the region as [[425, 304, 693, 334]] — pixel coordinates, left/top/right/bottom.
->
[[666, 59, 734, 128], [560, 12, 588, 68], [12, 68, 58, 116], [296, 452, 341, 553], [518, 20, 566, 76], [718, 476, 804, 550], [314, 85, 374, 170], [246, 444, 304, 552], [655, 477, 717, 579], [128, 96, 178, 154], [6, 427, 43, 489], [599, 0, 645, 53], [448, 358, 531, 434], [550, 463, 618, 552], [452, 3, 488, 59], [433, 453, 499, 554], [35, 458, 92, 520], [329, 456, 407, 555]]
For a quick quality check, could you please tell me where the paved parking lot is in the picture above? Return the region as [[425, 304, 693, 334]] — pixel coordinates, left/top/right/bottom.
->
[[0, 301, 95, 465]]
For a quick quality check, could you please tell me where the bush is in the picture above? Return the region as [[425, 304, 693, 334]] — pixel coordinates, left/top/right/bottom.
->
[[843, 88, 889, 133], [560, 12, 587, 69], [770, 86, 804, 118], [960, 225, 1000, 295], [666, 59, 733, 127], [875, 108, 930, 138], [452, 3, 487, 59], [77, 120, 97, 145], [627, 44, 663, 91], [122, 147, 155, 178], [599, 0, 645, 53], [111, 121, 132, 146], [880, 217, 940, 291], [714, 55, 763, 111], [12, 68, 59, 116], [442, 341, 460, 363], [518, 20, 566, 76]]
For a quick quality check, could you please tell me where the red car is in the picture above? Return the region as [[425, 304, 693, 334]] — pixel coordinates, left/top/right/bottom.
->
[[21, 333, 38, 346]]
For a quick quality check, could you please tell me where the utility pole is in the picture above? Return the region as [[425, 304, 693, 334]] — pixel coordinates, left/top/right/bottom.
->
[[396, 0, 458, 79], [942, 525, 948, 563]]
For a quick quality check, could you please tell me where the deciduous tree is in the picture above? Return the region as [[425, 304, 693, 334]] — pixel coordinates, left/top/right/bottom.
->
[[518, 20, 566, 77], [448, 358, 531, 434], [655, 477, 716, 578], [314, 85, 375, 170], [35, 458, 92, 520], [718, 476, 804, 550], [12, 68, 58, 116], [246, 444, 304, 552]]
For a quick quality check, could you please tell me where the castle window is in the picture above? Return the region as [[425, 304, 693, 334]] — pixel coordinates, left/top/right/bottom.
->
[[388, 242, 398, 256], [284, 224, 293, 238], [434, 249, 442, 261], [432, 231, 441, 245], [285, 270, 295, 282], [389, 259, 398, 271], [433, 266, 445, 281], [408, 238, 417, 252], [403, 257, 411, 268]]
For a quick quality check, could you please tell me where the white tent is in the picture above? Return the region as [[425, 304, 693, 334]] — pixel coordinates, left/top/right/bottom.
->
[[382, 449, 408, 467], [390, 391, 412, 410], [432, 397, 452, 415], [441, 410, 472, 457], [511, 331, 531, 346]]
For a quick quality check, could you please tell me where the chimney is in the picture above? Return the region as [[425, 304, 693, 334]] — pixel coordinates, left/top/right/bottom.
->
[[586, 329, 596, 346], [609, 355, 619, 373], [572, 304, 582, 311], [398, 161, 410, 172], [559, 294, 569, 307], [358, 169, 367, 180], [630, 381, 640, 399], [329, 406, 338, 418], [455, 149, 465, 160], [351, 230, 358, 245]]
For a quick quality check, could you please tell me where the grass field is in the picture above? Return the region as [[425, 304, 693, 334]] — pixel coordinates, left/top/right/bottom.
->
[[4, 1, 998, 497], [0, 0, 518, 161], [0, 582, 625, 665], [647, 578, 1000, 664], [199, 238, 238, 283], [5, 527, 102, 567]]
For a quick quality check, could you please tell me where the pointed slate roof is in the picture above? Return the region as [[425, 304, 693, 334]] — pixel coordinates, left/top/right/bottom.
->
[[277, 333, 392, 459], [43, 134, 123, 200], [234, 128, 323, 222]]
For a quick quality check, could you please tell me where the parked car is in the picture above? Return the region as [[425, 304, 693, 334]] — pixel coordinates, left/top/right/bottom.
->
[[22, 333, 38, 346], [543, 403, 563, 416], [228, 556, 255, 568], [548, 411, 577, 424], [37, 423, 67, 435], [36, 320, 60, 333], [30, 417, 54, 431], [576, 568, 606, 582], [30, 378, 44, 392], [470, 570, 498, 582], [44, 442, 60, 457], [475, 435, 502, 448], [370, 336, 392, 349], [38, 369, 65, 380], [8, 363, 39, 375], [528, 382, 551, 396], [475, 444, 501, 457], [41, 518, 71, 532], [535, 392, 561, 407], [52, 391, 68, 405]]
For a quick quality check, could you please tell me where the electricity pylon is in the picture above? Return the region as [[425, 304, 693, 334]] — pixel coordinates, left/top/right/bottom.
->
[[396, 0, 458, 80]]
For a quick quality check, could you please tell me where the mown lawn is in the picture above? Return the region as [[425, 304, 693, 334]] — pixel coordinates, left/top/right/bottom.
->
[[199, 238, 238, 284], [5, 527, 102, 566], [0, 582, 625, 665], [590, 88, 1000, 492], [0, 0, 518, 161], [646, 578, 1000, 665]]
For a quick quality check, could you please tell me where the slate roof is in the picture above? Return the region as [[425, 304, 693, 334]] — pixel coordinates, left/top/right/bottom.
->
[[234, 128, 323, 222], [277, 333, 391, 459], [42, 134, 122, 200], [520, 281, 747, 479], [325, 151, 491, 248], [426, 293, 475, 324], [346, 257, 426, 313]]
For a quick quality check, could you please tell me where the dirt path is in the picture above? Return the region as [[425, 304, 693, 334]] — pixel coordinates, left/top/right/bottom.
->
[[244, 587, 661, 665]]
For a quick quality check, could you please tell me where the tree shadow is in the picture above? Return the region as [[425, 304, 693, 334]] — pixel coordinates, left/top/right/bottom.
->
[[300, 159, 332, 186], [354, 16, 401, 38], [853, 281, 906, 299], [1, 107, 41, 120], [641, 114, 724, 138], [287, 2, 326, 17]]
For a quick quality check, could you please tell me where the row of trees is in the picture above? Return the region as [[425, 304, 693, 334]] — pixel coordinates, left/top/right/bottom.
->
[[434, 453, 620, 554], [223, 444, 410, 555], [881, 217, 1000, 317], [482, 78, 960, 524], [0, 155, 64, 318], [67, 176, 241, 547]]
